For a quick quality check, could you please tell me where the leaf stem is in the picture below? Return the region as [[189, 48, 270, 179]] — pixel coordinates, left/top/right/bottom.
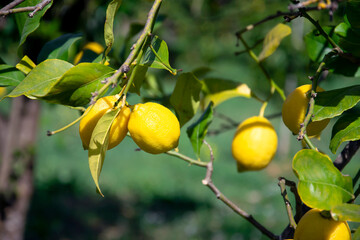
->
[[278, 177, 297, 230], [165, 150, 208, 167]]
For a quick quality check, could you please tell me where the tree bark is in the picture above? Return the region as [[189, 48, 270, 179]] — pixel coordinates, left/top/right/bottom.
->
[[0, 97, 40, 240]]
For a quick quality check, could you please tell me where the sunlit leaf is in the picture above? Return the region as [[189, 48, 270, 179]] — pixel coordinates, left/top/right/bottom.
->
[[88, 107, 122, 197], [201, 78, 251, 109], [330, 113, 360, 153], [141, 35, 177, 74], [331, 203, 360, 221], [104, 0, 122, 55], [7, 59, 73, 98], [258, 23, 291, 61], [42, 63, 115, 106], [313, 85, 360, 121], [14, 0, 52, 53], [293, 149, 354, 210], [186, 102, 214, 157], [0, 65, 25, 87], [170, 73, 202, 127], [304, 28, 333, 62], [16, 55, 36, 75], [37, 33, 82, 63]]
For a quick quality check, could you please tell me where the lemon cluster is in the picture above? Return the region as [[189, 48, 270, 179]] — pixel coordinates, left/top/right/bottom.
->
[[79, 96, 180, 154]]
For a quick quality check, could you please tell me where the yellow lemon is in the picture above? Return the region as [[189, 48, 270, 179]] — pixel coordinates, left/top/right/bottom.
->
[[231, 116, 278, 172], [74, 42, 108, 65], [282, 84, 330, 137], [79, 95, 130, 150], [0, 87, 6, 96], [294, 209, 351, 240], [128, 102, 180, 154]]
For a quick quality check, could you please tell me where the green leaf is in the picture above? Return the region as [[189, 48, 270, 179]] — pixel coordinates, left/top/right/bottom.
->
[[304, 27, 338, 62], [37, 33, 82, 63], [335, 22, 360, 57], [346, 0, 360, 33], [330, 112, 360, 153], [292, 149, 354, 210], [170, 73, 202, 127], [331, 203, 360, 222], [324, 51, 359, 77], [128, 64, 148, 95], [14, 0, 53, 53], [16, 55, 36, 74], [141, 35, 177, 75], [0, 65, 25, 87], [7, 59, 73, 98], [104, 0, 122, 52], [42, 63, 115, 106], [313, 85, 360, 121], [192, 66, 212, 79], [201, 78, 251, 109], [186, 102, 214, 157], [354, 227, 360, 240], [88, 107, 122, 197], [258, 23, 291, 61]]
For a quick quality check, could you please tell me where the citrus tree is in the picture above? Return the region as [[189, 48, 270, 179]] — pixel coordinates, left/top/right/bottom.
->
[[0, 0, 360, 239]]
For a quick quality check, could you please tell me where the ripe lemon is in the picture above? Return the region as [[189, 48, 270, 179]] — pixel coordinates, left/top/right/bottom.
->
[[231, 116, 278, 172], [282, 84, 330, 137], [79, 95, 130, 150], [294, 209, 351, 240], [128, 102, 180, 154]]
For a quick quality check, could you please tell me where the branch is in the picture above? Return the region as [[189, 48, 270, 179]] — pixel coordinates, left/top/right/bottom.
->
[[333, 140, 360, 171], [278, 177, 297, 230], [297, 61, 326, 142], [0, 0, 52, 17], [91, 0, 162, 104], [201, 140, 279, 240], [165, 150, 208, 167]]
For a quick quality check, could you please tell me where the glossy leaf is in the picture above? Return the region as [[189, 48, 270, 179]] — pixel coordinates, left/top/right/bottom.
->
[[293, 149, 354, 210], [170, 73, 202, 127], [331, 203, 360, 222], [330, 113, 360, 153], [186, 102, 214, 157], [0, 65, 25, 87], [201, 78, 251, 109], [16, 55, 36, 74], [37, 33, 82, 63], [88, 107, 121, 197], [128, 64, 148, 95], [313, 85, 360, 121], [305, 28, 332, 62], [335, 22, 360, 57], [141, 35, 177, 74], [258, 23, 291, 61], [104, 0, 121, 53], [7, 59, 73, 98], [14, 0, 52, 52], [42, 63, 115, 106]]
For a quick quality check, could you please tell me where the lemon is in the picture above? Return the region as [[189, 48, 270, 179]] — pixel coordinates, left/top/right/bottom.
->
[[231, 116, 278, 172], [294, 209, 351, 240], [0, 87, 6, 96], [74, 42, 108, 65], [282, 84, 330, 137], [79, 95, 130, 150], [128, 102, 180, 154]]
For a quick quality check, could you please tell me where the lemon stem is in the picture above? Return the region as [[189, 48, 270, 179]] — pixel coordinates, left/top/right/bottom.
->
[[165, 150, 208, 167], [259, 101, 268, 118], [47, 110, 89, 136], [303, 134, 317, 151]]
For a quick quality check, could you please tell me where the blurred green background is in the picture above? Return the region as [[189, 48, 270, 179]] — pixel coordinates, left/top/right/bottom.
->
[[1, 0, 359, 239]]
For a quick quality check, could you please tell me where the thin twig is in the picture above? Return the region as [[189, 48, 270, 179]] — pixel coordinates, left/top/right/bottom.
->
[[333, 140, 360, 171], [297, 61, 326, 141], [0, 0, 52, 17], [235, 7, 318, 36], [0, 0, 25, 12], [201, 140, 279, 240], [165, 150, 208, 167], [90, 0, 162, 105], [278, 177, 297, 229]]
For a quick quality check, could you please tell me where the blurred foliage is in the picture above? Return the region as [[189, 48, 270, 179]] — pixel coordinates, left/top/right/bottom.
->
[[1, 0, 360, 239]]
